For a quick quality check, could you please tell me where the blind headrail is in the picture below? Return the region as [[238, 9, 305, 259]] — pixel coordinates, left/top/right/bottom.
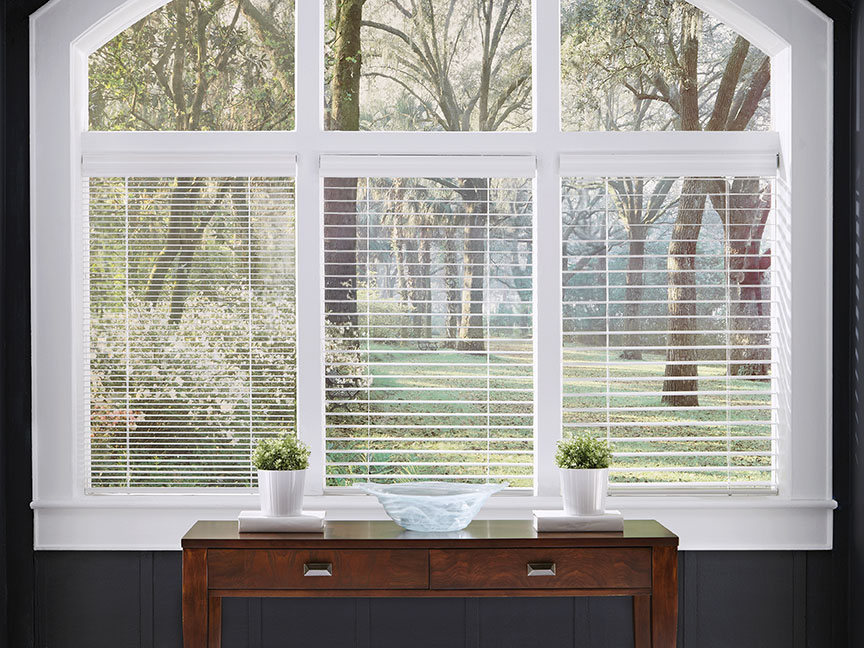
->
[[560, 131, 781, 177], [82, 151, 297, 177], [319, 154, 536, 178]]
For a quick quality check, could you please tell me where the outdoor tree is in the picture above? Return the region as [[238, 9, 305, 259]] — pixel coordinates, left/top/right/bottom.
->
[[562, 0, 771, 405], [607, 178, 676, 360], [90, 0, 296, 324], [706, 178, 773, 376], [86, 0, 777, 488], [345, 0, 532, 349], [88, 0, 298, 485], [325, 0, 366, 327]]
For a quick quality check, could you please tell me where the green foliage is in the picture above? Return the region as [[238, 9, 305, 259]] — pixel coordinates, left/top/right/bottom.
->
[[324, 320, 373, 394], [84, 0, 777, 492], [252, 433, 310, 471], [324, 0, 532, 132], [89, 0, 295, 131], [555, 434, 613, 470], [560, 0, 771, 132], [88, 177, 298, 488]]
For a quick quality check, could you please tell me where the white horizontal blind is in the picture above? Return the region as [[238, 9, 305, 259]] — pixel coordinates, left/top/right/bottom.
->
[[561, 176, 777, 492], [84, 176, 296, 490], [323, 176, 534, 488]]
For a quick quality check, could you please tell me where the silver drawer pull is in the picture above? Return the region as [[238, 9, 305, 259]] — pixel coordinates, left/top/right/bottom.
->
[[303, 562, 333, 577], [527, 562, 557, 577]]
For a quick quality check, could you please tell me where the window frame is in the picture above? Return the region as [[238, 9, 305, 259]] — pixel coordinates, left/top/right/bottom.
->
[[30, 0, 835, 549]]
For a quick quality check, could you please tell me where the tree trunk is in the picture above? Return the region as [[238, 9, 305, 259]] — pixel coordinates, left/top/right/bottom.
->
[[392, 224, 409, 304], [661, 178, 706, 407], [143, 177, 204, 305], [417, 228, 432, 340], [618, 179, 646, 360], [324, 178, 360, 326], [236, 0, 295, 102], [723, 178, 772, 377], [406, 237, 423, 337], [620, 224, 646, 360], [456, 178, 488, 352], [729, 287, 770, 377], [661, 4, 703, 405], [444, 231, 461, 347], [324, 0, 364, 326]]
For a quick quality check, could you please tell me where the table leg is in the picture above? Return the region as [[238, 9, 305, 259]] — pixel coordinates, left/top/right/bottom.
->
[[633, 595, 651, 648], [208, 597, 222, 648], [651, 546, 678, 648], [182, 549, 209, 648]]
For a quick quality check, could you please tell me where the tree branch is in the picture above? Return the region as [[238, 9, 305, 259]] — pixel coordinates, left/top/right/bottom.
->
[[727, 55, 770, 131], [706, 36, 749, 131]]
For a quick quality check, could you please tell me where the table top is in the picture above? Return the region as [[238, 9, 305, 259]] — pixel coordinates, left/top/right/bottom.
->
[[182, 519, 678, 549]]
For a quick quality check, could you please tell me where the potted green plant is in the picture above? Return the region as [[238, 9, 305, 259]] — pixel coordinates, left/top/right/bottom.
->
[[555, 433, 613, 515], [252, 433, 311, 517]]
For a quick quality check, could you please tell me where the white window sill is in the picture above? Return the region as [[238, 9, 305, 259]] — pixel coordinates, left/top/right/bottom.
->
[[31, 495, 836, 551]]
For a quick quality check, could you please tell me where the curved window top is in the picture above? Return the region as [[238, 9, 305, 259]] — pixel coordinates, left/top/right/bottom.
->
[[88, 0, 295, 131], [324, 0, 532, 132], [561, 0, 771, 132]]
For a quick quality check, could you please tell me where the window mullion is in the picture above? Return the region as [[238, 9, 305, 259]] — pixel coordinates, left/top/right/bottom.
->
[[534, 0, 563, 497], [294, 0, 325, 495]]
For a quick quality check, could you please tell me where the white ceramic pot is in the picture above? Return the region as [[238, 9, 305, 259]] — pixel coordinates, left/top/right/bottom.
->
[[560, 468, 608, 515], [258, 469, 306, 516]]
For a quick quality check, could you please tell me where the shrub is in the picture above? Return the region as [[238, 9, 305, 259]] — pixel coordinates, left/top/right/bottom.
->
[[88, 292, 298, 487], [555, 433, 612, 470], [252, 433, 311, 471], [324, 319, 372, 395]]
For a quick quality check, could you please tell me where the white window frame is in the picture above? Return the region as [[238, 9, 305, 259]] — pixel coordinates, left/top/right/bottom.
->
[[30, 0, 835, 550]]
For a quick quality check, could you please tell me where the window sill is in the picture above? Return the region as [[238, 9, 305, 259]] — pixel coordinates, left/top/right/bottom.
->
[[31, 495, 836, 551]]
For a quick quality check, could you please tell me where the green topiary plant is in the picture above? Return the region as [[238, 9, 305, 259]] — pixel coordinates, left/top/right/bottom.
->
[[555, 433, 612, 470], [252, 433, 311, 471]]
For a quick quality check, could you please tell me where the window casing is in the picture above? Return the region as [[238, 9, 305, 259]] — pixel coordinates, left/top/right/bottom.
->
[[31, 0, 835, 550]]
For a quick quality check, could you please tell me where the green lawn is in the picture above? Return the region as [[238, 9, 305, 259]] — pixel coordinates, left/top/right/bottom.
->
[[326, 342, 774, 489], [563, 347, 774, 487]]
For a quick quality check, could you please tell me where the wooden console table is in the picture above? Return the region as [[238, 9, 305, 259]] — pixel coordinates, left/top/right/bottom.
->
[[182, 519, 678, 647]]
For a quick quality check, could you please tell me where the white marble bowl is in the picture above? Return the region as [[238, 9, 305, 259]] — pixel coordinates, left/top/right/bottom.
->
[[355, 481, 507, 532]]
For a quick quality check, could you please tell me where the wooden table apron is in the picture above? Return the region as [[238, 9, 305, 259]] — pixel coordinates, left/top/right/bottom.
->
[[182, 520, 679, 648]]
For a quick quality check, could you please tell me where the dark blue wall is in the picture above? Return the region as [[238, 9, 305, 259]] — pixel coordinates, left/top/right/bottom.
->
[[850, 0, 864, 645], [34, 550, 831, 648], [1, 1, 859, 647]]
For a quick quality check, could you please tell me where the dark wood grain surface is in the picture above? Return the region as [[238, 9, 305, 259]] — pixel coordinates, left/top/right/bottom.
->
[[182, 549, 208, 648], [182, 519, 679, 647], [633, 595, 651, 648], [208, 549, 428, 590], [182, 519, 677, 549], [205, 587, 654, 598], [651, 545, 678, 647], [429, 547, 652, 590]]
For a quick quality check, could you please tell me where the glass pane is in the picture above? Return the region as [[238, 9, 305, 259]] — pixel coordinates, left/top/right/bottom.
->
[[86, 177, 296, 489], [89, 1, 295, 131], [561, 176, 776, 491], [323, 177, 534, 487], [561, 0, 771, 131], [324, 0, 532, 131]]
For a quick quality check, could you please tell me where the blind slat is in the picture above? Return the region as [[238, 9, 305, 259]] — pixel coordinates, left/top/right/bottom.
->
[[562, 175, 777, 492], [324, 176, 534, 488], [85, 176, 297, 490]]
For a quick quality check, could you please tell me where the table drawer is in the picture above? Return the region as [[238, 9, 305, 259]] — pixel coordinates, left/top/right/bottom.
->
[[430, 547, 651, 590], [208, 549, 429, 590]]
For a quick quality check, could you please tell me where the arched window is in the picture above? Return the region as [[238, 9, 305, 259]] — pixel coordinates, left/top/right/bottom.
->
[[560, 0, 771, 132], [89, 0, 295, 131], [31, 0, 834, 550]]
